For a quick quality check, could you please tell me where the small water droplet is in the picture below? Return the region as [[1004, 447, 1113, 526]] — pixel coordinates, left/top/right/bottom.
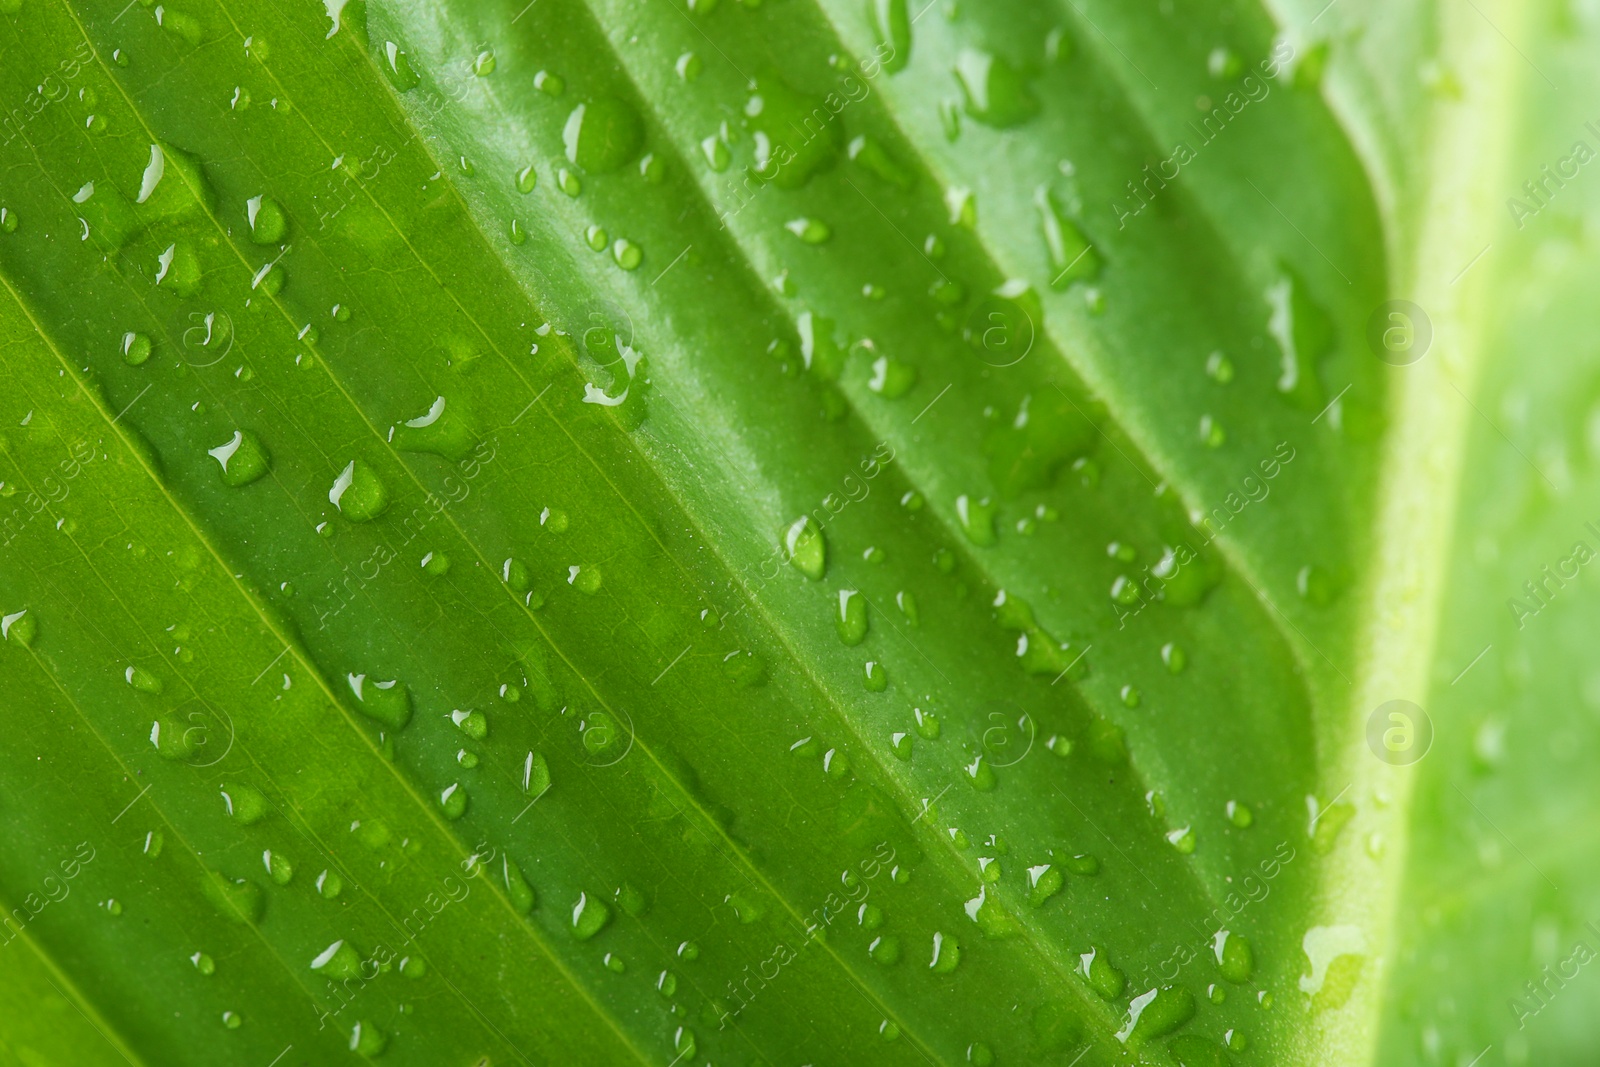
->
[[438, 781, 468, 819], [1213, 929, 1254, 982], [382, 42, 420, 91], [328, 459, 389, 522], [1079, 946, 1125, 998], [207, 430, 270, 486], [785, 217, 831, 244], [783, 516, 826, 579], [928, 931, 961, 973]]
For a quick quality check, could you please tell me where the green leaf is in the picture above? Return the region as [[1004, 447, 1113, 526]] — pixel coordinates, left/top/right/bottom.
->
[[0, 0, 1592, 1064]]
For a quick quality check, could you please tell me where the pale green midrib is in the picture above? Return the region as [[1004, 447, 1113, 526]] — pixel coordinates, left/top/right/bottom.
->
[[552, 0, 1259, 960], [1299, 0, 1526, 1065], [0, 274, 583, 1067], [45, 3, 939, 1059]]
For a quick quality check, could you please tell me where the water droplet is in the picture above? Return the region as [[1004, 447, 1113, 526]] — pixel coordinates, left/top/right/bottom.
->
[[535, 70, 565, 95], [879, 1018, 901, 1040], [1079, 946, 1124, 998], [676, 51, 702, 81], [143, 831, 164, 857], [1026, 863, 1063, 906], [889, 731, 913, 761], [389, 395, 477, 461], [382, 41, 420, 91], [422, 551, 451, 575], [451, 707, 488, 740], [473, 48, 496, 77], [1297, 563, 1341, 605], [564, 98, 644, 173], [1226, 800, 1253, 827], [316, 869, 342, 899], [1120, 684, 1140, 707], [125, 665, 163, 694], [1206, 350, 1234, 383], [1213, 929, 1254, 982], [700, 134, 730, 172], [0, 207, 16, 233], [867, 355, 917, 398], [121, 331, 152, 365], [1036, 185, 1098, 286], [1161, 642, 1187, 672], [219, 782, 268, 824], [1118, 985, 1199, 1048], [835, 589, 868, 645], [438, 781, 468, 819], [956, 494, 997, 545], [557, 167, 582, 196], [311, 939, 362, 981], [783, 515, 826, 579], [913, 707, 940, 739], [245, 194, 286, 244], [928, 931, 961, 973], [967, 1043, 994, 1066], [329, 460, 389, 522], [262, 849, 293, 885], [222, 1010, 242, 1029], [207, 430, 270, 486], [1299, 925, 1366, 1011], [863, 660, 887, 691], [516, 164, 538, 194], [963, 885, 1017, 937], [349, 1019, 387, 1057], [347, 673, 411, 728], [745, 76, 843, 189], [154, 242, 202, 295], [611, 238, 642, 270], [191, 951, 216, 975], [571, 891, 611, 939], [964, 753, 996, 791], [893, 591, 919, 627], [495, 853, 536, 913], [1266, 268, 1332, 410], [1167, 826, 1196, 853], [567, 564, 601, 593], [2, 609, 36, 646], [871, 0, 911, 70], [785, 217, 831, 244]]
